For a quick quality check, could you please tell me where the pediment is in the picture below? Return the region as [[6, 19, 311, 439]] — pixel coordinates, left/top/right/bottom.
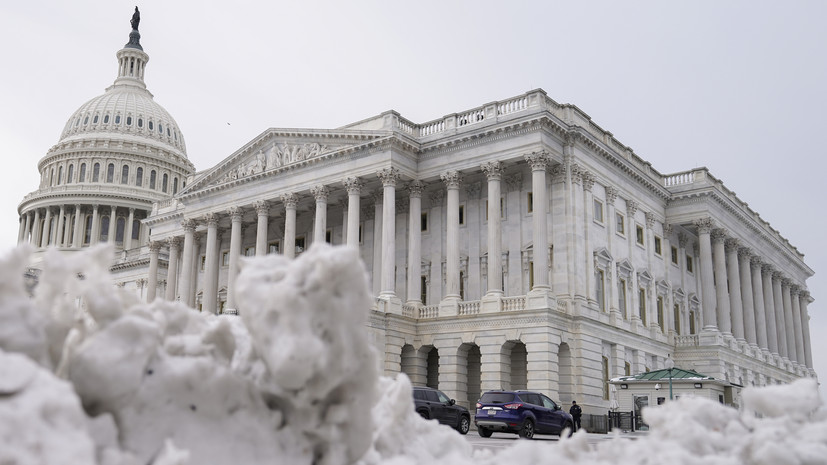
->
[[183, 129, 387, 193]]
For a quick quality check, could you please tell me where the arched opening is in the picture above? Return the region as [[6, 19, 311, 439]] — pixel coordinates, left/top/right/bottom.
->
[[426, 346, 439, 389], [79, 163, 86, 182], [116, 217, 126, 243], [162, 173, 168, 193], [458, 343, 481, 409], [106, 163, 115, 183], [84, 215, 93, 244], [100, 216, 110, 242], [503, 341, 527, 390], [150, 170, 157, 189], [136, 167, 143, 187], [121, 165, 129, 184], [558, 342, 574, 404], [67, 164, 74, 183], [93, 163, 100, 182]]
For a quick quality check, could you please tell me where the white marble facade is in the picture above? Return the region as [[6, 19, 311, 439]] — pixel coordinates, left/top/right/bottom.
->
[[19, 23, 816, 415]]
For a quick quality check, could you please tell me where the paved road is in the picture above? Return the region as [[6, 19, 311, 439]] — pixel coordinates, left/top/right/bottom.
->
[[464, 430, 643, 454]]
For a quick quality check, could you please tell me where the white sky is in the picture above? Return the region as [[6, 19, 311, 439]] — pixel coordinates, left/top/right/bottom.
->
[[1, 1, 824, 397]]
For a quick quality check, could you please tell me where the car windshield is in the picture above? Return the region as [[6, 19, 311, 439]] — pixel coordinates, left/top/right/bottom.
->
[[436, 391, 450, 403], [479, 392, 515, 404]]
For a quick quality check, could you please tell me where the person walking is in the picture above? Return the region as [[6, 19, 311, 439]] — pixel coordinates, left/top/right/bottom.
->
[[569, 400, 582, 432]]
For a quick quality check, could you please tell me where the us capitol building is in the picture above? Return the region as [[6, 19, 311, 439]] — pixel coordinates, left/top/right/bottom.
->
[[17, 11, 816, 413]]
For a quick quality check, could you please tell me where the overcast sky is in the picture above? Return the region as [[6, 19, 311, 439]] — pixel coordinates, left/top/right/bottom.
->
[[1, 1, 824, 397]]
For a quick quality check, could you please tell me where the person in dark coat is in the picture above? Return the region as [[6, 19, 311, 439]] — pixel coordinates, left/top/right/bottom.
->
[[569, 400, 582, 432]]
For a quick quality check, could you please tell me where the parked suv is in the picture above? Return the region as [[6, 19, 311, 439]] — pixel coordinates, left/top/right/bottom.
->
[[474, 390, 573, 439], [412, 386, 471, 435]]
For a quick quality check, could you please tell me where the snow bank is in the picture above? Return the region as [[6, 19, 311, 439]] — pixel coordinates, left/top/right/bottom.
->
[[1, 244, 825, 465]]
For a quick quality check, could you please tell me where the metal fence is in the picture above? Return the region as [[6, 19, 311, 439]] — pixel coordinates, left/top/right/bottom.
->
[[608, 410, 636, 432]]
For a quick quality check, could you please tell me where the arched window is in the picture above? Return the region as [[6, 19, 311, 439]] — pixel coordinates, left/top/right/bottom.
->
[[126, 116, 132, 126], [49, 169, 54, 186], [137, 118, 143, 128], [106, 163, 115, 183], [67, 164, 74, 183], [121, 165, 129, 184], [173, 177, 178, 194], [136, 167, 143, 187], [148, 120, 153, 130], [149, 170, 156, 190], [84, 215, 93, 244], [92, 163, 100, 182], [132, 219, 141, 240], [115, 115, 121, 124], [116, 217, 126, 242], [93, 115, 99, 124], [103, 114, 110, 124], [79, 163, 86, 182], [162, 173, 168, 193], [57, 166, 63, 185], [100, 216, 110, 242], [602, 356, 610, 400]]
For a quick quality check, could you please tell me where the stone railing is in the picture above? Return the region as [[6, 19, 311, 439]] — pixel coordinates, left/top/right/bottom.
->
[[420, 305, 439, 319], [675, 335, 699, 347], [458, 300, 480, 315], [502, 296, 526, 312], [663, 170, 696, 187], [401, 304, 415, 318]]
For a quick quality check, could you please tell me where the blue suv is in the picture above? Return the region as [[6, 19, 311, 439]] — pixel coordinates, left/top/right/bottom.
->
[[474, 390, 573, 439]]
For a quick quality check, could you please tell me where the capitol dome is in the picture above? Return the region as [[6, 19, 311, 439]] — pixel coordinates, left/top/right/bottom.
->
[[18, 8, 195, 259]]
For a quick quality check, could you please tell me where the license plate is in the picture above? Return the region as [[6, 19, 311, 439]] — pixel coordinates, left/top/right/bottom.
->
[[487, 410, 496, 416]]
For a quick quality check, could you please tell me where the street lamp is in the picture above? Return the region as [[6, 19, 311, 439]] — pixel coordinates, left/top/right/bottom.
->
[[665, 354, 675, 400]]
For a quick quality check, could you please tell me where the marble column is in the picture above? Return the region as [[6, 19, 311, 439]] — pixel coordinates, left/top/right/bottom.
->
[[226, 207, 243, 311], [711, 229, 731, 335], [254, 200, 269, 257], [371, 192, 383, 296], [406, 180, 425, 304], [31, 209, 42, 246], [525, 151, 551, 292], [441, 170, 462, 300], [762, 265, 779, 356], [90, 205, 100, 245], [772, 272, 787, 360], [165, 237, 180, 301], [377, 168, 400, 298], [781, 280, 796, 362], [203, 213, 219, 314], [311, 185, 330, 245], [481, 161, 504, 296], [725, 239, 745, 342], [694, 218, 717, 330], [72, 205, 83, 248], [107, 205, 117, 242], [147, 241, 161, 302], [750, 257, 768, 352], [800, 292, 814, 369], [17, 213, 26, 244], [739, 248, 758, 348], [125, 208, 135, 250], [343, 177, 363, 248], [178, 219, 196, 306], [41, 208, 53, 247], [790, 286, 805, 365], [282, 193, 298, 259], [22, 211, 32, 245], [55, 205, 66, 247]]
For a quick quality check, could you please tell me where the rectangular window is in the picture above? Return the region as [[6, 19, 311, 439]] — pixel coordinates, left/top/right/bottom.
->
[[528, 260, 534, 290], [358, 224, 363, 244], [654, 236, 662, 255], [657, 296, 664, 330], [296, 236, 306, 254], [636, 225, 645, 246], [618, 278, 627, 318], [244, 246, 255, 257], [674, 304, 681, 335], [689, 310, 696, 334], [200, 255, 206, 271], [485, 200, 488, 221], [325, 229, 332, 244], [616, 213, 625, 235], [593, 199, 604, 223], [596, 269, 605, 311], [268, 241, 280, 254], [421, 212, 428, 232], [686, 255, 694, 273], [222, 251, 229, 267], [624, 362, 631, 376], [420, 275, 427, 304], [527, 192, 533, 213], [458, 205, 465, 226], [639, 288, 647, 325], [671, 246, 679, 265], [459, 270, 465, 300], [500, 197, 505, 218]]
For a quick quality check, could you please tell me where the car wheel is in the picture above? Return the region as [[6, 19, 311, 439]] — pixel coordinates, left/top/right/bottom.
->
[[418, 410, 429, 420], [518, 419, 535, 439], [561, 421, 574, 437], [456, 415, 470, 435], [478, 426, 493, 438]]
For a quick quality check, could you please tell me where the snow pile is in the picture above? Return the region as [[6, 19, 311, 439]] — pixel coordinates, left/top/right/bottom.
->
[[1, 243, 825, 465]]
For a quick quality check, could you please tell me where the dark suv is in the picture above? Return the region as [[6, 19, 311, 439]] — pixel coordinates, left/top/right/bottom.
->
[[474, 390, 573, 439], [412, 386, 471, 435]]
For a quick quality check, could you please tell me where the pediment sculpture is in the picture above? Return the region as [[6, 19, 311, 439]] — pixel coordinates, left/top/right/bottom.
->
[[219, 142, 331, 183]]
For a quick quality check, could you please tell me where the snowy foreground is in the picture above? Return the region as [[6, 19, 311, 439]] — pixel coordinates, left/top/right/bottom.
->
[[1, 244, 825, 465]]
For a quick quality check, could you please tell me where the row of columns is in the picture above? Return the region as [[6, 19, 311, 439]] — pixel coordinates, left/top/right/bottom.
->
[[148, 153, 557, 315], [18, 205, 145, 250], [694, 218, 813, 369]]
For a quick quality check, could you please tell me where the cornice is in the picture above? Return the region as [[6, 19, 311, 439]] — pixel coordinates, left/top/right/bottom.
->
[[42, 137, 194, 172], [18, 188, 161, 213]]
